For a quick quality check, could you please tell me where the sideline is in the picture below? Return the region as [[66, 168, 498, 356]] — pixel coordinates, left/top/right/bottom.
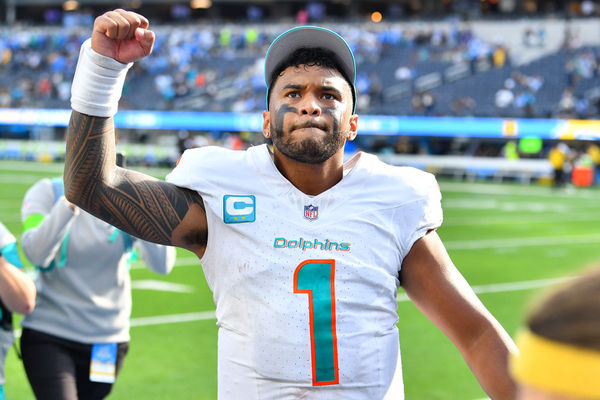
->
[[440, 181, 599, 199]]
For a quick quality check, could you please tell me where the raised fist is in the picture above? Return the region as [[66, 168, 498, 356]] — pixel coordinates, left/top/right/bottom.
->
[[91, 9, 155, 64]]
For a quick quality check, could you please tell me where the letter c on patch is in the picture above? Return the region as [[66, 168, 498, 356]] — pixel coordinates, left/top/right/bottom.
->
[[223, 195, 256, 223]]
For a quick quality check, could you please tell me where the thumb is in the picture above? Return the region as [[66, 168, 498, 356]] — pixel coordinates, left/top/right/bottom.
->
[[135, 27, 155, 55]]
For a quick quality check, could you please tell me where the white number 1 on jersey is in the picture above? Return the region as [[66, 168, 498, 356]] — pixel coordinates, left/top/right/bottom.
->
[[293, 259, 339, 386]]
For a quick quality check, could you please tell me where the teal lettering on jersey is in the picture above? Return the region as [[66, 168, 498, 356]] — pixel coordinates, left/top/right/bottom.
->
[[273, 237, 351, 252], [223, 195, 256, 224]]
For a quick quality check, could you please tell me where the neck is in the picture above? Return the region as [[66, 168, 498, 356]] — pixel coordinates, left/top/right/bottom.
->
[[272, 147, 345, 196]]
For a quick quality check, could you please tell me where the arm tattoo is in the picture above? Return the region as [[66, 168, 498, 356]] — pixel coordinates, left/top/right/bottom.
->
[[64, 111, 207, 250]]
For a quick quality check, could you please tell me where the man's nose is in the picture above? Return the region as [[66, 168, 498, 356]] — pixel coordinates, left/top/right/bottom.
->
[[299, 94, 321, 116]]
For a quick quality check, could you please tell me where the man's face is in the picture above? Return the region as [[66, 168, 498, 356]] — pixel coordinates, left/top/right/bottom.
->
[[265, 64, 356, 164]]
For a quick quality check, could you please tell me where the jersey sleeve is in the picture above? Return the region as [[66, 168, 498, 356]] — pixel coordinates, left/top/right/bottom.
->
[[394, 170, 443, 259], [166, 145, 240, 194], [166, 146, 214, 191], [165, 151, 194, 190]]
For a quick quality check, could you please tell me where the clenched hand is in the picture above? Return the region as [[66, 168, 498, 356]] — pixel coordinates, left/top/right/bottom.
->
[[91, 9, 155, 63]]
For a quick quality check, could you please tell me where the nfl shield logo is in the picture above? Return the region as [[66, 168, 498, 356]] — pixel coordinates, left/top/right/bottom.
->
[[304, 205, 318, 221]]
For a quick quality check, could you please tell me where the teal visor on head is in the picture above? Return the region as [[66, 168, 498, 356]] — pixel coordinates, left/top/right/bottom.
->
[[264, 26, 357, 114]]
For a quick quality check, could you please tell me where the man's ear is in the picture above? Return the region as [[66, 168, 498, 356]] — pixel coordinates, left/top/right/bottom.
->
[[262, 110, 271, 139], [346, 114, 358, 141]]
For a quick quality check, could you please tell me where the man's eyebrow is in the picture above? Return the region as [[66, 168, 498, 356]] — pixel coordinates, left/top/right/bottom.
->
[[282, 84, 305, 90], [280, 84, 343, 97], [322, 86, 343, 96]]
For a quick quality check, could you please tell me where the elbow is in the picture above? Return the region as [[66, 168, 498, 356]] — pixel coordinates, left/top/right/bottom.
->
[[11, 287, 36, 315], [19, 296, 36, 315], [63, 177, 80, 205], [21, 284, 37, 315], [19, 278, 37, 315]]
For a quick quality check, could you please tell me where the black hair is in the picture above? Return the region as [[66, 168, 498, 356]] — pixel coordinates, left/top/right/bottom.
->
[[267, 47, 355, 110]]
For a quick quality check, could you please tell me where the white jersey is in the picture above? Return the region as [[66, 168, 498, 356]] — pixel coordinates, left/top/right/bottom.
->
[[166, 144, 442, 400]]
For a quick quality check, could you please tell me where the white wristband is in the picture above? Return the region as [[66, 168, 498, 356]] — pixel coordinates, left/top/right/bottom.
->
[[70, 38, 133, 117]]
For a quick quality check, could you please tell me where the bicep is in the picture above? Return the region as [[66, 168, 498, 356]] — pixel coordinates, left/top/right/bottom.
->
[[400, 231, 492, 350]]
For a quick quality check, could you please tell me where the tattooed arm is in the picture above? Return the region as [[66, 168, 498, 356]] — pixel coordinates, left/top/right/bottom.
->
[[64, 10, 207, 257]]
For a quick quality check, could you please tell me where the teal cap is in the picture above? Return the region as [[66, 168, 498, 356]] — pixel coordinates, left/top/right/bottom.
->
[[264, 26, 357, 113]]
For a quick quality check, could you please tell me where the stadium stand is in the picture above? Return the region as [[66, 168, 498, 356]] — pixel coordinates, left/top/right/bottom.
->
[[2, 18, 600, 118]]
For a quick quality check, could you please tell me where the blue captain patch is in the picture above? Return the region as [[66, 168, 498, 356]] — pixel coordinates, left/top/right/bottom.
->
[[223, 195, 256, 223]]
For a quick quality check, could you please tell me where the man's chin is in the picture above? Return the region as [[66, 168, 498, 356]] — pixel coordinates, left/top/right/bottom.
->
[[275, 141, 335, 164]]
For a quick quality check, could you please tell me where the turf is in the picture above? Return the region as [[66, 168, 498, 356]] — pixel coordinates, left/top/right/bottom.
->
[[1, 159, 598, 399]]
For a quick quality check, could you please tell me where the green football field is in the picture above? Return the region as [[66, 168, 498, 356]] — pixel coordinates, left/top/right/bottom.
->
[[1, 159, 599, 399]]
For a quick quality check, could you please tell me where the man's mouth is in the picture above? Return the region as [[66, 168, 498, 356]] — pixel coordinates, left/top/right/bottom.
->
[[292, 122, 327, 132]]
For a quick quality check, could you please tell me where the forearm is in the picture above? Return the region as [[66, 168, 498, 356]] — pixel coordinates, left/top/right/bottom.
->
[[64, 110, 117, 211], [0, 257, 36, 315], [461, 321, 518, 400], [64, 111, 163, 243]]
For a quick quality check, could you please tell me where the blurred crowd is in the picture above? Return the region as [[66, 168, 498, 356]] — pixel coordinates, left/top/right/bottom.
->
[[0, 16, 524, 115], [2, 16, 600, 120]]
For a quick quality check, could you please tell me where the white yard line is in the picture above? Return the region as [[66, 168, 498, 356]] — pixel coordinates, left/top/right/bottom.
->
[[130, 311, 216, 327], [445, 233, 600, 250], [131, 280, 194, 293], [129, 276, 576, 327], [396, 276, 574, 302], [131, 256, 198, 270]]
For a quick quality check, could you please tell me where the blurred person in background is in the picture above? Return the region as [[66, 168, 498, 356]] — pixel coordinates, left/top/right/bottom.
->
[[510, 267, 600, 400], [63, 9, 517, 399], [0, 221, 36, 400], [18, 165, 176, 400], [549, 142, 572, 188], [586, 142, 600, 184]]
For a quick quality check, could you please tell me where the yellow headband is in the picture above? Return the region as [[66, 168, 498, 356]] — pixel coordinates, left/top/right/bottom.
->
[[510, 329, 600, 399]]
